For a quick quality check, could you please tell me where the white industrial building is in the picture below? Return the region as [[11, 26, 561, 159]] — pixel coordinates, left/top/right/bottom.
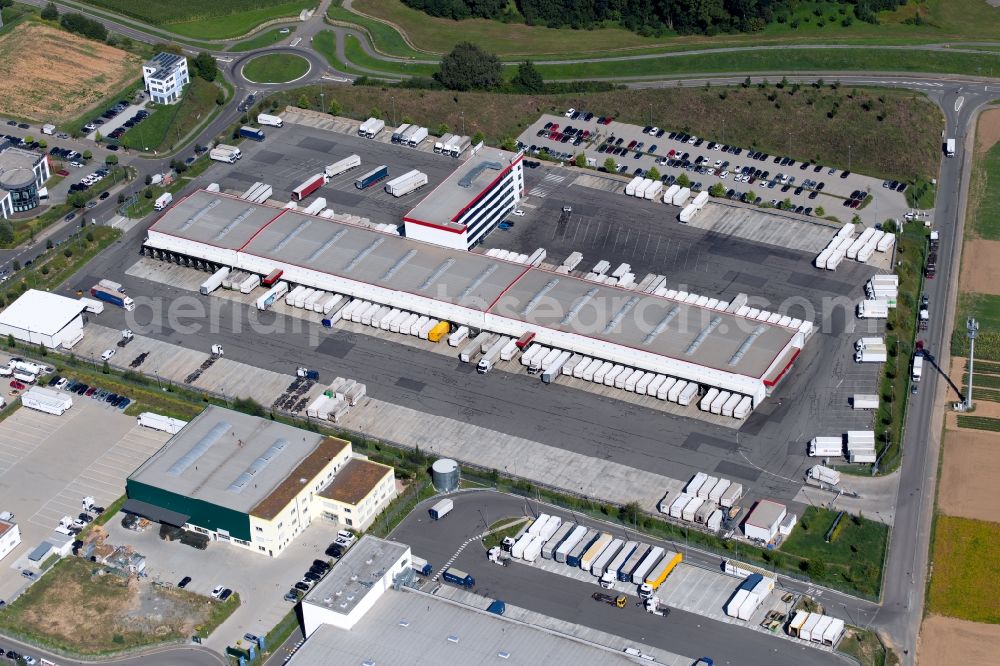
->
[[142, 52, 189, 105], [0, 513, 21, 562], [143, 190, 812, 407], [300, 536, 411, 634], [404, 149, 524, 250], [0, 289, 86, 349], [743, 500, 788, 543]]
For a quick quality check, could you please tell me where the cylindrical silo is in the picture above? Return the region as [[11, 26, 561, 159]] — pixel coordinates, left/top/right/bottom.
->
[[431, 458, 460, 492]]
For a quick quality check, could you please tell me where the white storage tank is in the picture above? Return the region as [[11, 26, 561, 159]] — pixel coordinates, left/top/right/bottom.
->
[[432, 458, 460, 492]]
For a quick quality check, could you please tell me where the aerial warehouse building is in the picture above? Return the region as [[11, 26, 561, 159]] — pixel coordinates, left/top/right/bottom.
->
[[143, 190, 812, 408]]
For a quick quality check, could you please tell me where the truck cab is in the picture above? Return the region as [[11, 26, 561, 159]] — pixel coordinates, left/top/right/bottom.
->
[[477, 358, 493, 374]]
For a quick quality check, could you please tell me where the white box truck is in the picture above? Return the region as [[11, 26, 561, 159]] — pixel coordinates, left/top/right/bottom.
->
[[21, 387, 72, 415], [809, 436, 843, 457], [857, 300, 889, 319], [855, 344, 888, 363], [852, 394, 879, 410], [257, 113, 284, 127], [153, 192, 173, 211]]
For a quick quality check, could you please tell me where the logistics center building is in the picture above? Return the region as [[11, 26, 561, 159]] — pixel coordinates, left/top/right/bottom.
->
[[143, 190, 812, 409], [403, 149, 524, 250], [125, 405, 395, 557]]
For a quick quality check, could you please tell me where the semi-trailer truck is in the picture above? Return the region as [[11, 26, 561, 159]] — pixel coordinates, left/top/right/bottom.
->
[[239, 126, 265, 142], [355, 165, 389, 190], [855, 344, 887, 363], [442, 567, 474, 588], [429, 498, 453, 520], [912, 354, 924, 381], [809, 436, 843, 457], [945, 138, 955, 157], [90, 286, 135, 311], [384, 170, 428, 197], [325, 154, 362, 178], [292, 174, 326, 201], [255, 281, 288, 310], [199, 267, 230, 295]]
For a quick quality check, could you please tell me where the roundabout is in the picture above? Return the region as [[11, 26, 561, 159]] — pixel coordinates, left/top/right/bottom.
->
[[240, 52, 311, 84]]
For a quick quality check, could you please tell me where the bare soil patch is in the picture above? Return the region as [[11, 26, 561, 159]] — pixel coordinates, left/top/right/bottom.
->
[[938, 427, 1000, 521], [975, 107, 1000, 153], [0, 23, 141, 123], [919, 615, 1000, 663], [959, 239, 1000, 294]]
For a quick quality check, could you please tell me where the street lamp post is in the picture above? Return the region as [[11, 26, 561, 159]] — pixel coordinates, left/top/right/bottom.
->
[[320, 91, 325, 115], [966, 316, 979, 409]]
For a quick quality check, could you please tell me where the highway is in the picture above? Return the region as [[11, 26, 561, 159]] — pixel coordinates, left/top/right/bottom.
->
[[2, 3, 997, 664]]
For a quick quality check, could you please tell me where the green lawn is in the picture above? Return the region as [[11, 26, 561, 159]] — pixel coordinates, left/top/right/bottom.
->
[[242, 54, 311, 83], [905, 177, 936, 209], [927, 515, 1000, 623], [779, 506, 888, 597], [955, 416, 1000, 432], [482, 518, 527, 550], [120, 78, 220, 152], [81, 0, 316, 39], [313, 30, 357, 74], [285, 82, 940, 181], [343, 33, 436, 77], [347, 0, 1000, 57], [228, 26, 295, 52]]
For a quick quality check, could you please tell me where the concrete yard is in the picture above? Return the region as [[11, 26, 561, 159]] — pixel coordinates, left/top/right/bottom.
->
[[0, 379, 169, 603]]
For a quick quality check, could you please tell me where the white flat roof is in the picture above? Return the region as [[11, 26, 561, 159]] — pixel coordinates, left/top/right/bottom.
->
[[0, 290, 86, 336], [291, 589, 638, 666]]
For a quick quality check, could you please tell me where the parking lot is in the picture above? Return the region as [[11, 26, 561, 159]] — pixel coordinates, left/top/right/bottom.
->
[[518, 111, 910, 223], [102, 514, 345, 649], [0, 374, 169, 603], [207, 114, 462, 225]]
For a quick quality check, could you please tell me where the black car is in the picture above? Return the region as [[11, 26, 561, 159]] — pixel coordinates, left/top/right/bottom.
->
[[99, 191, 110, 200], [78, 513, 93, 523], [294, 581, 311, 592], [178, 576, 192, 588], [106, 144, 120, 151], [895, 182, 906, 192], [303, 571, 322, 582], [809, 191, 818, 199], [6, 651, 19, 660], [105, 393, 119, 403], [17, 123, 28, 129], [218, 588, 233, 601], [5, 120, 16, 126], [312, 559, 330, 571], [47, 375, 61, 387], [64, 212, 77, 221], [840, 170, 851, 179]]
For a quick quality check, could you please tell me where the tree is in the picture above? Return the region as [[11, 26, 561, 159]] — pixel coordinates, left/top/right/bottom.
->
[[297, 94, 310, 109], [815, 206, 826, 217], [40, 2, 58, 20], [144, 173, 153, 186], [216, 89, 226, 106], [105, 155, 118, 166], [46, 239, 53, 250], [37, 139, 47, 150], [191, 52, 218, 82], [67, 191, 90, 208], [60, 12, 107, 41], [676, 172, 691, 187], [472, 130, 485, 145], [435, 123, 449, 136], [646, 166, 660, 181], [94, 131, 102, 144], [511, 60, 544, 93], [437, 42, 502, 91], [102, 360, 110, 374], [602, 157, 617, 172], [574, 153, 586, 168], [618, 501, 641, 526], [709, 183, 726, 197], [0, 220, 13, 246], [82, 150, 92, 160], [6, 334, 15, 349]]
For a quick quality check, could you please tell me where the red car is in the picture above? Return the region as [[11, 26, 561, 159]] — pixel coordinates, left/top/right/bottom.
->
[[57, 169, 70, 177], [85, 387, 97, 396], [9, 380, 25, 390]]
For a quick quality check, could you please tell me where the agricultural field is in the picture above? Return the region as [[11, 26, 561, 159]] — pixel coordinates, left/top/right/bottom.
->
[[969, 109, 1000, 241], [926, 516, 1000, 623], [0, 22, 140, 124], [80, 0, 316, 39], [0, 557, 233, 655], [281, 83, 941, 181], [345, 0, 1000, 57]]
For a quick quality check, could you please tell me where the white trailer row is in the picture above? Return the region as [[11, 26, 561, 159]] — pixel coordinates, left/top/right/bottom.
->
[[788, 611, 846, 647], [240, 182, 273, 204], [358, 117, 385, 139], [724, 574, 775, 620], [697, 387, 752, 418], [305, 376, 367, 422], [816, 223, 896, 270], [339, 298, 446, 342], [384, 170, 428, 197], [484, 248, 533, 264], [808, 431, 877, 463]]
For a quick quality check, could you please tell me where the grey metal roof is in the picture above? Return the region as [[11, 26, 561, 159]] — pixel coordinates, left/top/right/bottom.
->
[[127, 405, 326, 515], [405, 149, 519, 230], [149, 191, 797, 379], [291, 589, 638, 666], [302, 536, 409, 617], [0, 146, 42, 189]]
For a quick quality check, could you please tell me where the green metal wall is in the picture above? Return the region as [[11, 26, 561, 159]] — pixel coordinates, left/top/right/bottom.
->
[[126, 479, 251, 541]]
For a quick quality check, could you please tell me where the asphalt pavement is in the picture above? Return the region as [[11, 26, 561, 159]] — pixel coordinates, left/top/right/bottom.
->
[[391, 489, 849, 666]]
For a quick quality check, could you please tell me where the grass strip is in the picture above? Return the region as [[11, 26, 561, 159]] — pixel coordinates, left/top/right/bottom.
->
[[955, 415, 1000, 432], [228, 26, 295, 52]]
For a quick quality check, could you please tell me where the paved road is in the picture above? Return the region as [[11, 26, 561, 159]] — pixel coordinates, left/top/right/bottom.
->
[[390, 489, 849, 666], [6, 4, 998, 663], [0, 632, 225, 666]]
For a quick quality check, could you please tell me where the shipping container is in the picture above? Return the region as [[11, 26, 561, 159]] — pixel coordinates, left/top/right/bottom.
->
[[391, 123, 411, 143], [555, 525, 588, 563], [358, 117, 385, 138], [634, 372, 655, 395], [667, 380, 687, 402], [355, 165, 390, 190], [708, 478, 731, 502], [646, 375, 666, 397], [722, 393, 742, 418], [447, 325, 469, 346], [566, 529, 600, 568], [631, 546, 664, 585], [618, 543, 651, 582], [696, 476, 718, 500], [137, 412, 187, 434], [709, 391, 730, 414], [292, 174, 326, 201], [325, 154, 362, 179], [719, 483, 743, 508], [542, 522, 577, 559], [852, 394, 879, 410], [407, 126, 429, 146], [699, 388, 719, 412], [733, 396, 753, 419], [410, 555, 433, 576], [429, 499, 453, 520], [580, 358, 601, 381], [605, 541, 637, 580], [682, 497, 705, 522], [434, 133, 454, 153], [579, 533, 614, 571], [591, 538, 624, 577], [542, 351, 572, 383], [239, 126, 265, 141], [199, 267, 230, 295], [260, 269, 283, 287], [678, 383, 698, 406], [511, 532, 534, 559], [809, 465, 841, 485], [523, 535, 545, 562]]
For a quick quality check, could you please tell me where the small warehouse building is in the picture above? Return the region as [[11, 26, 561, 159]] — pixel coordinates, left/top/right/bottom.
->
[[743, 499, 788, 543], [404, 149, 524, 250], [0, 289, 86, 349], [317, 458, 396, 532], [125, 405, 394, 557], [0, 144, 51, 218], [301, 536, 411, 634]]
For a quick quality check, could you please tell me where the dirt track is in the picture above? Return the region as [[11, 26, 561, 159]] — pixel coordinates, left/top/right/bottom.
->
[[0, 23, 140, 123], [919, 615, 1000, 663]]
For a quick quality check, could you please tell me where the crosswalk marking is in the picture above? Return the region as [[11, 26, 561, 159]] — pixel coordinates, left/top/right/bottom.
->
[[528, 173, 566, 198]]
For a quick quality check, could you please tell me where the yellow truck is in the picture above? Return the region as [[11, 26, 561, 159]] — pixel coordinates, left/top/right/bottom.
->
[[642, 550, 682, 593], [427, 321, 450, 342]]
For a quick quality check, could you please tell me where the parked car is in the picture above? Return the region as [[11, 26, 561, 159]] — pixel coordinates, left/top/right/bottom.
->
[[211, 585, 225, 598], [178, 576, 192, 588], [218, 588, 233, 601]]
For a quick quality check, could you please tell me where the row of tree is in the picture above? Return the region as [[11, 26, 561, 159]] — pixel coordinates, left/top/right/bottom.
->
[[437, 42, 545, 92], [405, 0, 907, 35], [42, 3, 108, 41]]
